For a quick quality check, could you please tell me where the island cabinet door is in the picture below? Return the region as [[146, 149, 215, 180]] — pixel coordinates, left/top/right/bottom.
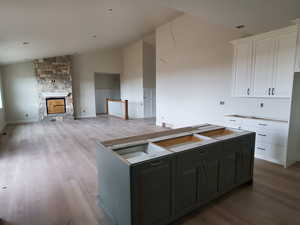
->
[[197, 148, 221, 204], [175, 143, 221, 213], [235, 134, 255, 184], [220, 134, 255, 193], [219, 140, 239, 193], [131, 157, 174, 225]]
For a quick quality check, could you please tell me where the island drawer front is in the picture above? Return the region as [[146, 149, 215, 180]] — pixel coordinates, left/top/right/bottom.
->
[[178, 143, 221, 171]]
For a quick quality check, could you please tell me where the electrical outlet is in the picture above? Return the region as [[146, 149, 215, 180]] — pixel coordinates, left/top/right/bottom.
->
[[220, 101, 225, 105], [260, 103, 264, 108], [25, 113, 29, 117]]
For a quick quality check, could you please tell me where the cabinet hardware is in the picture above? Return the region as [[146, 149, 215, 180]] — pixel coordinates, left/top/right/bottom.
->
[[247, 88, 250, 95], [272, 88, 275, 95], [258, 134, 267, 137], [257, 147, 266, 151], [150, 160, 164, 166], [229, 120, 236, 122], [258, 123, 267, 126], [268, 88, 271, 95]]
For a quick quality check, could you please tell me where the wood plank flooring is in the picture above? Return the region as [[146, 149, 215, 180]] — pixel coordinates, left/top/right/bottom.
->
[[0, 115, 299, 225]]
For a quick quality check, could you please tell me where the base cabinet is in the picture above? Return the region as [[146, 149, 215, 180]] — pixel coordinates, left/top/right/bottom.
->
[[175, 143, 221, 213], [97, 131, 255, 225], [220, 135, 255, 193], [175, 134, 255, 216], [224, 115, 288, 165], [131, 158, 174, 225]]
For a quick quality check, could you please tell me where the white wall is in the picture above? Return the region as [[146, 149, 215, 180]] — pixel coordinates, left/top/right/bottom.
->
[[287, 72, 300, 165], [143, 42, 156, 118], [0, 69, 6, 131], [143, 42, 156, 89], [72, 48, 123, 118], [2, 62, 39, 123], [121, 41, 144, 118], [156, 14, 291, 128]]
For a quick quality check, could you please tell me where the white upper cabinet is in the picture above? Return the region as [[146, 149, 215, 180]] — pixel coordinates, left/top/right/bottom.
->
[[232, 41, 253, 97], [252, 37, 275, 97], [272, 33, 297, 97], [231, 25, 298, 98]]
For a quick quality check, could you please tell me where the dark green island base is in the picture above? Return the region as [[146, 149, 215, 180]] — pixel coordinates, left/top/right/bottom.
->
[[96, 124, 255, 225]]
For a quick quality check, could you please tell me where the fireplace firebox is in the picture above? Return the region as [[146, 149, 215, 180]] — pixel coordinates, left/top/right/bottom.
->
[[46, 98, 66, 115]]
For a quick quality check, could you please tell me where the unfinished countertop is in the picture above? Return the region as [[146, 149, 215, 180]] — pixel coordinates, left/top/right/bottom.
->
[[225, 114, 288, 123], [98, 124, 253, 165]]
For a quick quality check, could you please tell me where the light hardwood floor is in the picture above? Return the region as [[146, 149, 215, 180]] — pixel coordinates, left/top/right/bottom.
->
[[0, 116, 300, 225]]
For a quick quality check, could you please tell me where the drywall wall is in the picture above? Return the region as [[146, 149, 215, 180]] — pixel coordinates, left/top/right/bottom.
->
[[143, 42, 156, 118], [0, 69, 6, 131], [72, 48, 123, 118], [143, 42, 156, 89], [95, 73, 120, 114], [156, 14, 292, 128], [2, 62, 39, 123], [286, 72, 300, 165], [95, 73, 120, 90], [121, 41, 144, 118], [121, 40, 157, 118]]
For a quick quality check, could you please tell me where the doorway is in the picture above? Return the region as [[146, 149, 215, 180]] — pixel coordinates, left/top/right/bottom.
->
[[94, 73, 120, 114]]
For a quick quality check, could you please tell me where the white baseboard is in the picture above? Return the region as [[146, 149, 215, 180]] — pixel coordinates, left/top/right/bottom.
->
[[75, 115, 97, 119], [7, 119, 39, 124]]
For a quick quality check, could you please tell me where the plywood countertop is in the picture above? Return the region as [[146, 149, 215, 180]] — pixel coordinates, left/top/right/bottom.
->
[[101, 124, 214, 147], [226, 114, 288, 123]]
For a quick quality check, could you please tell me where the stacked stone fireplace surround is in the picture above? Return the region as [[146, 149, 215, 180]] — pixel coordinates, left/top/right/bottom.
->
[[33, 56, 74, 120]]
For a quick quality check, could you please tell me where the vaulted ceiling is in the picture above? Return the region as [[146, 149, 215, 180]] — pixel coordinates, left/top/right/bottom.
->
[[0, 0, 180, 64], [1, 0, 300, 65], [157, 0, 300, 34]]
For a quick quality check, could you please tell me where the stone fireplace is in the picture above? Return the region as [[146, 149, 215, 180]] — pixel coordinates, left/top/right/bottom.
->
[[33, 56, 74, 120]]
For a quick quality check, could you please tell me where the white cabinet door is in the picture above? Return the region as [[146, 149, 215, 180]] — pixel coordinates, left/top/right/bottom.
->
[[233, 41, 253, 97], [272, 32, 297, 97], [252, 38, 275, 97]]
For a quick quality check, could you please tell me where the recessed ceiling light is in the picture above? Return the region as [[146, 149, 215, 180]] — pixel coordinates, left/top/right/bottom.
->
[[236, 25, 245, 29], [23, 42, 30, 45]]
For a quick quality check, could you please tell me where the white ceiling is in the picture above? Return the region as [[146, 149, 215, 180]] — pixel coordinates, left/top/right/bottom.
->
[[0, 0, 180, 65], [1, 0, 300, 65], [157, 0, 300, 35]]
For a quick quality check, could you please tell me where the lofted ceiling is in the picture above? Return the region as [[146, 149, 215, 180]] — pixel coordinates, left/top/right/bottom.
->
[[0, 0, 180, 65], [1, 0, 300, 65], [156, 0, 300, 35]]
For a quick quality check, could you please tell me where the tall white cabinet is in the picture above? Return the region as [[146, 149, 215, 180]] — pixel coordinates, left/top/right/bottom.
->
[[231, 26, 297, 98]]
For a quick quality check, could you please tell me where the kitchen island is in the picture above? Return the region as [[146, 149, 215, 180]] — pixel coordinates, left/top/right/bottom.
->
[[96, 124, 255, 225]]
